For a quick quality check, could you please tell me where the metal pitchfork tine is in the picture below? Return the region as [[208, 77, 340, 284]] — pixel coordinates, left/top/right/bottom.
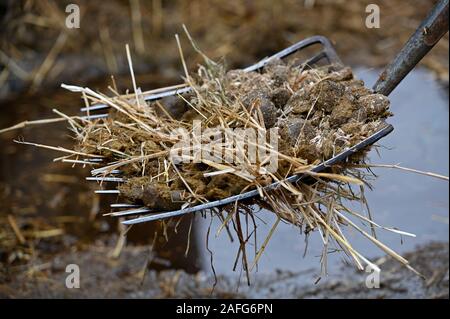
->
[[92, 0, 449, 224], [80, 35, 342, 116], [121, 126, 394, 225], [86, 36, 344, 198], [116, 35, 391, 225]]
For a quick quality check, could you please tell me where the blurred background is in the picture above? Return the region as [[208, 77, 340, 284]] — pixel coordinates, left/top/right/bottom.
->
[[0, 0, 448, 298]]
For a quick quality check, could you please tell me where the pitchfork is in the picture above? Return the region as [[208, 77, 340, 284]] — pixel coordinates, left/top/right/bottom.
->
[[82, 0, 448, 225]]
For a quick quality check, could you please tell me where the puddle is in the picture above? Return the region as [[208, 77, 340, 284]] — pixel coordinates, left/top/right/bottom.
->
[[196, 67, 449, 276]]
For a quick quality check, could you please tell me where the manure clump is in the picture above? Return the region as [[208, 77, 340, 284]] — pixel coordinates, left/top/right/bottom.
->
[[79, 59, 391, 211], [56, 51, 417, 278]]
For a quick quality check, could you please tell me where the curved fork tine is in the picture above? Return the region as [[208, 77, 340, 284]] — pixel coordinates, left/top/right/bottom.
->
[[244, 35, 342, 72], [107, 207, 152, 217], [82, 35, 341, 113], [122, 124, 394, 225], [80, 86, 192, 112]]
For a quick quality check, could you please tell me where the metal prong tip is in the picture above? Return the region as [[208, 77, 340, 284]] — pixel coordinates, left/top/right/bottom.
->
[[94, 189, 120, 194], [121, 125, 394, 225], [122, 211, 175, 225], [80, 86, 194, 113], [80, 114, 109, 120], [80, 104, 109, 112], [84, 158, 104, 162], [86, 177, 125, 182], [109, 207, 152, 217], [62, 159, 100, 165]]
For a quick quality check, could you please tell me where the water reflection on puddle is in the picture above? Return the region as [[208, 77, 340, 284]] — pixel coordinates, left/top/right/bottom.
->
[[196, 68, 449, 276]]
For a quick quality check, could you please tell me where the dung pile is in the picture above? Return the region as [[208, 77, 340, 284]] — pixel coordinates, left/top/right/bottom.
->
[[56, 53, 418, 280], [77, 59, 391, 209]]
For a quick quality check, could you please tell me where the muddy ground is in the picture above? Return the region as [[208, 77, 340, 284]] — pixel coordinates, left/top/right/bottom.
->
[[0, 0, 448, 299], [1, 241, 447, 298]]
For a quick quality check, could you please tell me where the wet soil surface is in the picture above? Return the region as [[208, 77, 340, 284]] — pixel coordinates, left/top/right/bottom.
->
[[1, 241, 447, 298]]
